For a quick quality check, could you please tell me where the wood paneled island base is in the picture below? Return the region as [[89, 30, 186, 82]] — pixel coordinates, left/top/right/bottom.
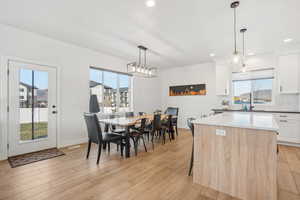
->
[[193, 118, 278, 200]]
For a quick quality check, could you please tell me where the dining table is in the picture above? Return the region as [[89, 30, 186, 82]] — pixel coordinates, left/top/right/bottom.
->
[[98, 114, 171, 158]]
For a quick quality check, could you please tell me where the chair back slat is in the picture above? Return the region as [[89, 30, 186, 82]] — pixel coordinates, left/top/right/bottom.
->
[[84, 113, 103, 143]]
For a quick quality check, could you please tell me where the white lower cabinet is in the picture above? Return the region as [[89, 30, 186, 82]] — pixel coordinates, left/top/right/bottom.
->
[[274, 113, 300, 144]]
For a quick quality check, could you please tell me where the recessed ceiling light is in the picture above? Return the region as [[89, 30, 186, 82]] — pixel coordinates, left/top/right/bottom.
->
[[283, 38, 293, 43], [248, 52, 255, 56], [145, 0, 156, 7], [209, 53, 215, 57]]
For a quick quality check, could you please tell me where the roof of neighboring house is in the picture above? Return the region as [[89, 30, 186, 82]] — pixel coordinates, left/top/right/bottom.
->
[[20, 82, 38, 89], [89, 81, 128, 92], [89, 80, 113, 89]]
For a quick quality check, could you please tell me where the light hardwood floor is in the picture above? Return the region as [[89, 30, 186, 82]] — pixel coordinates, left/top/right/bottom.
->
[[0, 129, 299, 200]]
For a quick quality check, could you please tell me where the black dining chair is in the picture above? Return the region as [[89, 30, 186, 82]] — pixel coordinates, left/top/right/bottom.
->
[[150, 114, 162, 149], [84, 113, 125, 164], [161, 115, 174, 144], [130, 118, 148, 156], [165, 107, 179, 136], [125, 112, 134, 118], [187, 117, 196, 176], [138, 112, 146, 116], [89, 95, 100, 113]]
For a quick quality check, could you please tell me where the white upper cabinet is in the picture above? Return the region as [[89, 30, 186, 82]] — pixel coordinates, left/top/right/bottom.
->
[[278, 54, 300, 94], [216, 65, 230, 95]]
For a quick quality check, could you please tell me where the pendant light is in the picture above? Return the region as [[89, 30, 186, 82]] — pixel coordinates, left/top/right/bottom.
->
[[240, 28, 247, 72], [231, 1, 240, 64], [127, 45, 158, 78]]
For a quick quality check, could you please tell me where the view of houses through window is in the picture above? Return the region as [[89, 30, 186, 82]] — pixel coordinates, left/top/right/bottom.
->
[[19, 68, 49, 141], [233, 78, 273, 104], [89, 67, 132, 113]]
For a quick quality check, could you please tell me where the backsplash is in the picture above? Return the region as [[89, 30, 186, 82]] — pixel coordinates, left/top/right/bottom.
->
[[217, 94, 300, 111]]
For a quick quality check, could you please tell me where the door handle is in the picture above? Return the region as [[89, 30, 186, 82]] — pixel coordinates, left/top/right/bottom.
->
[[52, 111, 57, 114]]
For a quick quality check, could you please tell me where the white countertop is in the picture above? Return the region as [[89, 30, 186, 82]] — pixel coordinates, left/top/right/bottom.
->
[[193, 112, 279, 131]]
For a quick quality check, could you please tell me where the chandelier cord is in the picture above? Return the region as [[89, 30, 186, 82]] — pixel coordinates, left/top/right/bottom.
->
[[234, 7, 237, 54]]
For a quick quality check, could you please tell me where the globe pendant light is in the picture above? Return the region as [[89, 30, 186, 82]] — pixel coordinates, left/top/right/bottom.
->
[[231, 1, 240, 64]]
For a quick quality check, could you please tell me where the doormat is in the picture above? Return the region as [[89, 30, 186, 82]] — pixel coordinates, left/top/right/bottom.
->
[[8, 148, 65, 168]]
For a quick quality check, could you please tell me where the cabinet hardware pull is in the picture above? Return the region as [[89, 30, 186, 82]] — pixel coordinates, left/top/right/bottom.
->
[[279, 120, 288, 122], [279, 115, 287, 117]]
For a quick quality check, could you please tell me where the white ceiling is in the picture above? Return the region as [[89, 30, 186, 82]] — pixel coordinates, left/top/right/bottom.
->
[[0, 0, 299, 69]]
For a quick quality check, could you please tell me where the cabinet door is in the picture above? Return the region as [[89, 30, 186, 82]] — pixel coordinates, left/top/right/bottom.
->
[[216, 65, 230, 95], [278, 54, 299, 94], [275, 114, 300, 144]]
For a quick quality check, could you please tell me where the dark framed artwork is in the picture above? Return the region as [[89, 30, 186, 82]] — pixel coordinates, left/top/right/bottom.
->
[[169, 84, 206, 96]]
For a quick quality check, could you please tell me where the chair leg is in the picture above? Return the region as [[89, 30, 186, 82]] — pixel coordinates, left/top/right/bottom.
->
[[97, 143, 102, 165], [175, 125, 178, 136], [188, 145, 194, 176], [120, 143, 124, 157], [108, 142, 111, 153], [163, 130, 166, 144], [168, 130, 172, 142], [103, 142, 107, 150], [134, 137, 138, 156], [117, 144, 119, 152], [151, 132, 155, 150], [86, 140, 92, 159], [142, 136, 147, 152]]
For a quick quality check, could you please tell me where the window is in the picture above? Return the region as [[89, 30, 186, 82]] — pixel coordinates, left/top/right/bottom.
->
[[233, 78, 273, 104], [89, 67, 132, 113]]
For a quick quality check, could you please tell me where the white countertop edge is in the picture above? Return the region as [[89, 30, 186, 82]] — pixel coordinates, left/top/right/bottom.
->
[[192, 120, 279, 132], [192, 112, 279, 132]]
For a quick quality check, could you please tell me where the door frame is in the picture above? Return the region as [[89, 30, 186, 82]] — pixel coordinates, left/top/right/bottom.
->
[[0, 56, 61, 160]]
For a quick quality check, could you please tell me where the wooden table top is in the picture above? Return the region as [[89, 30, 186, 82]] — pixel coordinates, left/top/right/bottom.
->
[[98, 114, 169, 127]]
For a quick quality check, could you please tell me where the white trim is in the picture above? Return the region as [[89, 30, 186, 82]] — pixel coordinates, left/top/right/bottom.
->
[[0, 56, 61, 160], [0, 57, 8, 160], [59, 137, 88, 148]]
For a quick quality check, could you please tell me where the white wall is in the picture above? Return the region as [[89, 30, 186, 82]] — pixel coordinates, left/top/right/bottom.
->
[[0, 24, 160, 160], [133, 76, 161, 114], [160, 63, 219, 128]]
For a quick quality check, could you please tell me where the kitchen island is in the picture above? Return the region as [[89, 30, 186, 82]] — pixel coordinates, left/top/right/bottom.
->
[[193, 112, 279, 200]]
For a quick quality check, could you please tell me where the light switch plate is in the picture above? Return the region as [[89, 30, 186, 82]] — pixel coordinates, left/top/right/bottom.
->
[[216, 129, 226, 136]]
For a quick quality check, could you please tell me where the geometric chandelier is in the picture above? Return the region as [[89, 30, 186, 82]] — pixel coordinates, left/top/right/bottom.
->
[[127, 45, 158, 78]]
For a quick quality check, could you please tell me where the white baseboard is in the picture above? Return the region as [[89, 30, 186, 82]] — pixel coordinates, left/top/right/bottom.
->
[[58, 137, 88, 148]]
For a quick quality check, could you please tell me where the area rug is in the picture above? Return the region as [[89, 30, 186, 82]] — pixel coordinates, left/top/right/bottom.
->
[[8, 148, 65, 168]]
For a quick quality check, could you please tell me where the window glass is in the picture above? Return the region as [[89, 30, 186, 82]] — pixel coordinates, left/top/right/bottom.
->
[[89, 69, 103, 109], [19, 68, 49, 141], [253, 79, 273, 104], [119, 74, 130, 112], [89, 68, 132, 113], [233, 78, 273, 105], [233, 80, 251, 104]]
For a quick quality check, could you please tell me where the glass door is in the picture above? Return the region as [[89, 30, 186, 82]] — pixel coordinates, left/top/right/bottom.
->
[[8, 61, 57, 156]]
